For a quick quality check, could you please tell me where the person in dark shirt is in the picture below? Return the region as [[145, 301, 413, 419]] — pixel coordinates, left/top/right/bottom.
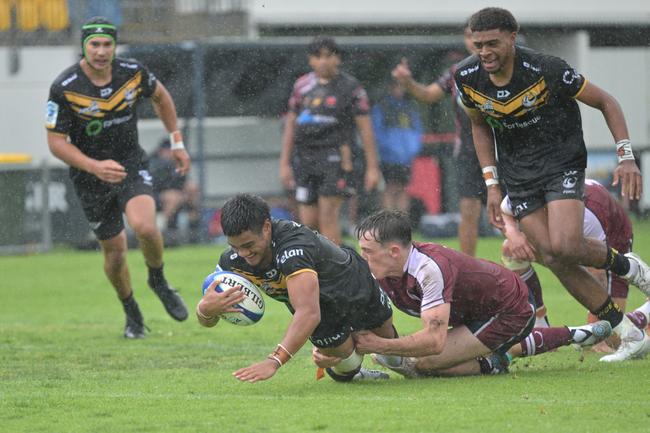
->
[[392, 22, 485, 256], [195, 194, 398, 383], [45, 17, 190, 339], [454, 7, 649, 361], [149, 138, 201, 243], [279, 36, 380, 245]]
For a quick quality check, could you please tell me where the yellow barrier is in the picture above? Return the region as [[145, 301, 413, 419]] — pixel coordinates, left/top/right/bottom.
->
[[0, 153, 32, 164], [1, 0, 69, 32]]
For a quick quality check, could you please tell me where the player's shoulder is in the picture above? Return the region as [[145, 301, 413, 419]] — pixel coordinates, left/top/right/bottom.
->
[[115, 57, 146, 71], [338, 71, 360, 86], [50, 63, 82, 90], [518, 46, 567, 74], [293, 71, 317, 89], [454, 54, 481, 81], [272, 218, 312, 245]]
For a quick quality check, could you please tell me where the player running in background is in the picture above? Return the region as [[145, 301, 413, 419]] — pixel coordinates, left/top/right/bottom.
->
[[391, 21, 484, 256], [196, 194, 400, 383], [313, 210, 611, 379], [278, 36, 380, 245], [501, 179, 650, 361], [455, 7, 650, 359], [46, 17, 190, 338]]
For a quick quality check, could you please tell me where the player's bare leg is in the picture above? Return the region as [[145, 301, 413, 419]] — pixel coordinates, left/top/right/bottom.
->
[[125, 194, 188, 321], [100, 231, 145, 338], [459, 197, 482, 256], [318, 195, 344, 245], [298, 203, 319, 232]]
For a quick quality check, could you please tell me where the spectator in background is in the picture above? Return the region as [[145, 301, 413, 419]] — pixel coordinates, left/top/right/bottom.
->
[[392, 22, 483, 256], [149, 138, 202, 244], [372, 80, 423, 214], [279, 36, 381, 245]]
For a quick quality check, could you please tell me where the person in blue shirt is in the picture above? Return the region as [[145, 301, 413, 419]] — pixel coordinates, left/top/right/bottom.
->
[[372, 80, 422, 214]]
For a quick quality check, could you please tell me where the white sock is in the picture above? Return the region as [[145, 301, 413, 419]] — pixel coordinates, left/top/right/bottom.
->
[[332, 350, 363, 375], [613, 315, 644, 341], [625, 257, 639, 279]]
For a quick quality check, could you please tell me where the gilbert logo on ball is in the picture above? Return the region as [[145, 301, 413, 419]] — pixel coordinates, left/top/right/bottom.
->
[[201, 271, 265, 325]]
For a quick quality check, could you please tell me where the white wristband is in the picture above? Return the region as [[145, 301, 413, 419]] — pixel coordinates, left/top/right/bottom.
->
[[616, 139, 634, 163], [170, 130, 185, 150], [482, 165, 499, 187]]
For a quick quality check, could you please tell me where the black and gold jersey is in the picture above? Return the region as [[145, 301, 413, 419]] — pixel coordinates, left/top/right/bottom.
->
[[454, 46, 588, 190], [288, 71, 370, 151], [46, 57, 157, 182], [217, 219, 372, 311]]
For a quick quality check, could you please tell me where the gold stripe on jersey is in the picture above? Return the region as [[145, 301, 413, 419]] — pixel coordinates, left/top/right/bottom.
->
[[286, 269, 318, 279], [63, 71, 143, 117], [462, 77, 549, 118], [573, 78, 588, 99], [232, 268, 288, 298]]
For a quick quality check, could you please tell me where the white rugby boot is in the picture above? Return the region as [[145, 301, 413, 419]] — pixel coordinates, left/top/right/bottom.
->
[[624, 253, 650, 296], [600, 316, 646, 362], [352, 367, 390, 381], [371, 354, 421, 379], [569, 320, 612, 347]]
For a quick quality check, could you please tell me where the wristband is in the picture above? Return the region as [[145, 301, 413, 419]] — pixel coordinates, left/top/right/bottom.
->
[[268, 344, 293, 366], [267, 355, 283, 368], [169, 130, 185, 150], [616, 139, 634, 163], [482, 165, 499, 187]]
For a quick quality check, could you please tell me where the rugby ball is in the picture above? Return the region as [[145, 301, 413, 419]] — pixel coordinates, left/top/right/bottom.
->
[[201, 271, 265, 326]]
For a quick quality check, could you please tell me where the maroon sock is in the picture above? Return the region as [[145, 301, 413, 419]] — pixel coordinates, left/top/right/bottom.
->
[[626, 311, 648, 330], [521, 267, 544, 310], [519, 327, 572, 356]]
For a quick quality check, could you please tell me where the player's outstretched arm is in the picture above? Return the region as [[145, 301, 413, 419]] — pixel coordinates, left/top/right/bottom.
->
[[354, 303, 450, 357], [233, 271, 321, 383], [576, 81, 642, 200], [391, 58, 445, 104]]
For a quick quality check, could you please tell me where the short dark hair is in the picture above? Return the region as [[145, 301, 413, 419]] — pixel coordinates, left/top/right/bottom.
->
[[308, 36, 340, 56], [220, 194, 270, 236], [469, 7, 519, 33], [356, 209, 412, 246]]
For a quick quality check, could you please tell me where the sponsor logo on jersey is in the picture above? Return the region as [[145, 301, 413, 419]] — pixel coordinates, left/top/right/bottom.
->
[[502, 115, 542, 130], [325, 95, 337, 107], [265, 269, 278, 279], [312, 332, 345, 347], [496, 90, 511, 99], [277, 248, 304, 264], [522, 61, 541, 72], [138, 170, 153, 186], [100, 87, 113, 98], [61, 73, 78, 87], [562, 170, 578, 192], [459, 64, 479, 76], [45, 101, 59, 128], [562, 69, 580, 85], [119, 62, 139, 70]]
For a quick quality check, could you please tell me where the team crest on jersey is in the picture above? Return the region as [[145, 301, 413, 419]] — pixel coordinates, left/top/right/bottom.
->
[[125, 88, 137, 103], [522, 92, 538, 108], [481, 100, 494, 113], [78, 101, 100, 115]]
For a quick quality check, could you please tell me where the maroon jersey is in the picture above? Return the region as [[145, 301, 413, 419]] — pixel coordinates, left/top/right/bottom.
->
[[584, 179, 633, 253], [377, 242, 529, 327]]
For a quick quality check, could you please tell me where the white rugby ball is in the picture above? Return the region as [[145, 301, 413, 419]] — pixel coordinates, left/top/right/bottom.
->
[[201, 271, 265, 326]]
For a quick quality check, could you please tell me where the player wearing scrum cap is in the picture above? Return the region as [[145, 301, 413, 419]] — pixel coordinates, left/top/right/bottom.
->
[[45, 17, 191, 339]]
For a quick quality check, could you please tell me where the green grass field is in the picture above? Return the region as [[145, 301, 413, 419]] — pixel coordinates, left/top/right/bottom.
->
[[2, 221, 650, 433]]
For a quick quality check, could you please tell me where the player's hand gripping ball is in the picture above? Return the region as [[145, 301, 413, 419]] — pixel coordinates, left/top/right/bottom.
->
[[202, 271, 265, 325]]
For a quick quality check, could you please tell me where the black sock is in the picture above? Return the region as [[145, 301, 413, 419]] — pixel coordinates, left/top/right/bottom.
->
[[121, 292, 134, 305], [148, 264, 166, 288], [325, 366, 361, 382], [603, 246, 630, 276], [594, 296, 623, 328]]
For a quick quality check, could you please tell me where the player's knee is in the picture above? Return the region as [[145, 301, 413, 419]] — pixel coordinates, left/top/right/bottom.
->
[[103, 247, 127, 271], [549, 237, 581, 263], [131, 220, 158, 239]]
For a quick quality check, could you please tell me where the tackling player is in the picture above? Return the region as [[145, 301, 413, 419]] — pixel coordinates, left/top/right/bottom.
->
[[322, 210, 612, 378], [454, 7, 650, 358], [46, 17, 190, 338], [196, 194, 399, 383]]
